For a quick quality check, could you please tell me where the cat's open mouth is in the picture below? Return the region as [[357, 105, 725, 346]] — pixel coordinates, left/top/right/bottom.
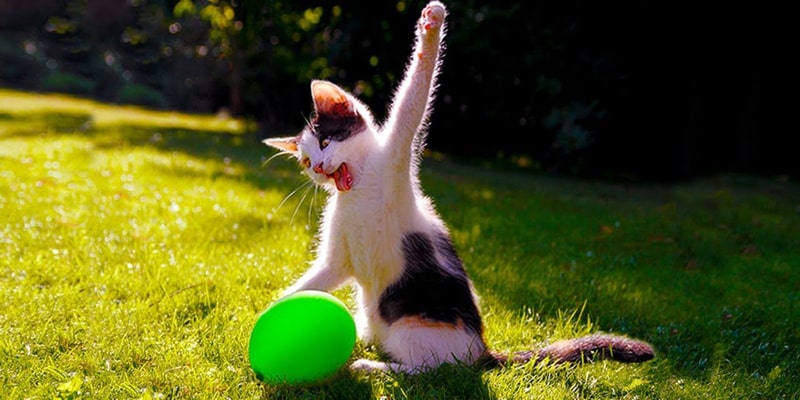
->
[[327, 163, 353, 191]]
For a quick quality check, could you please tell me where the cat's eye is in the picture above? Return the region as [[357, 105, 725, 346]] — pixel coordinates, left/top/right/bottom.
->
[[301, 157, 311, 169], [320, 138, 331, 149]]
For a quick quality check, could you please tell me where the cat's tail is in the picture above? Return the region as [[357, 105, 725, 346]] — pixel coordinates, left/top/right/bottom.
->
[[482, 333, 655, 368]]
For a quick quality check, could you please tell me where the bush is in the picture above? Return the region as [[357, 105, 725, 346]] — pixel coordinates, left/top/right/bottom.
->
[[40, 72, 96, 95], [0, 38, 38, 84], [115, 83, 167, 108]]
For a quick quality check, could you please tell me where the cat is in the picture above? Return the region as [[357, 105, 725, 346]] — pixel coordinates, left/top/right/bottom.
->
[[263, 1, 655, 374]]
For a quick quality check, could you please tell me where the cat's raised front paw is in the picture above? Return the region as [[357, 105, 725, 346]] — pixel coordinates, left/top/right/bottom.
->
[[420, 1, 446, 32]]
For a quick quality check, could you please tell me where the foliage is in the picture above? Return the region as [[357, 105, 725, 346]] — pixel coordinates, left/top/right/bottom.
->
[[543, 101, 603, 154], [0, 36, 44, 84], [40, 71, 97, 95], [173, 0, 236, 56], [1, 89, 799, 399], [115, 83, 167, 108]]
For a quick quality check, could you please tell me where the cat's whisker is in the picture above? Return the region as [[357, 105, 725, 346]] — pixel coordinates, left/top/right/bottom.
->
[[307, 183, 320, 227], [290, 182, 313, 225], [262, 151, 294, 168], [274, 180, 312, 216]]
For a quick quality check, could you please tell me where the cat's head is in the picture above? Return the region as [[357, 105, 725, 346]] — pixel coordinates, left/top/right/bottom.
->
[[264, 80, 374, 192]]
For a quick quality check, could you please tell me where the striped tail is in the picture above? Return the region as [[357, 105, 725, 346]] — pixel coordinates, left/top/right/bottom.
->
[[484, 333, 655, 368]]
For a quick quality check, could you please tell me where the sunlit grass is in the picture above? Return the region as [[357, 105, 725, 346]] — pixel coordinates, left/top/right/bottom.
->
[[1, 89, 798, 399]]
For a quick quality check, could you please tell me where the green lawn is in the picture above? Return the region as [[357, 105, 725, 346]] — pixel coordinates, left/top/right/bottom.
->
[[1, 89, 798, 399]]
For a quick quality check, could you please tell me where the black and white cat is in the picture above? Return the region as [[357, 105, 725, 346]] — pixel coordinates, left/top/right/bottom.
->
[[264, 1, 654, 374]]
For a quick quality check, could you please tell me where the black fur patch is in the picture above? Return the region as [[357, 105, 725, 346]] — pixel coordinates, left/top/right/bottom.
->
[[311, 113, 365, 147], [378, 232, 483, 334]]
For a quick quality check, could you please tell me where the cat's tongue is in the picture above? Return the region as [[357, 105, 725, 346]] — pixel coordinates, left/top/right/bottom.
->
[[330, 163, 353, 192]]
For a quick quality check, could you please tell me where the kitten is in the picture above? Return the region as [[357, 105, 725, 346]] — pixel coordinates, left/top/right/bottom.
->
[[264, 1, 654, 374]]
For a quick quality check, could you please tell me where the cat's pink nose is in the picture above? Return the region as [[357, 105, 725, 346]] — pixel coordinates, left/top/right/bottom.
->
[[312, 162, 325, 174]]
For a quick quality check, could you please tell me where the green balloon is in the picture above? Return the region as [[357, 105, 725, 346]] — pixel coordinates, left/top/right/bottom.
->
[[248, 290, 356, 385]]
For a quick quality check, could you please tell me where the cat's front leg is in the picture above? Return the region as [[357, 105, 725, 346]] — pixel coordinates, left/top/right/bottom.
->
[[418, 1, 446, 37], [382, 1, 447, 172], [350, 358, 431, 375], [281, 259, 351, 297]]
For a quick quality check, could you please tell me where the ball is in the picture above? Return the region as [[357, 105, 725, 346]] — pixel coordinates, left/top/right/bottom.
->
[[248, 290, 356, 385]]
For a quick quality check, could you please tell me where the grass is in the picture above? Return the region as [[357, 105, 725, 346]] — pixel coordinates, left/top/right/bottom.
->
[[1, 88, 798, 399]]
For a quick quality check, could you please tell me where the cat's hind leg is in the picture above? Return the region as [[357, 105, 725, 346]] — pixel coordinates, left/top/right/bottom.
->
[[351, 316, 487, 375]]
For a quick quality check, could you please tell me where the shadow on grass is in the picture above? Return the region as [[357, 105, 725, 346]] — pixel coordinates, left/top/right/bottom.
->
[[264, 363, 495, 400], [0, 109, 303, 194], [423, 162, 800, 385], [264, 374, 375, 400], [0, 111, 93, 134]]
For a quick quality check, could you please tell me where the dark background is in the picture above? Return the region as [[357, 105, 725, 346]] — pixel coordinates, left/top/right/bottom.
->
[[1, 0, 793, 180]]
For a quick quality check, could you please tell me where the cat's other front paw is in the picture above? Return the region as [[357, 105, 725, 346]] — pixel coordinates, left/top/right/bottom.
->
[[350, 358, 387, 373], [419, 1, 446, 32]]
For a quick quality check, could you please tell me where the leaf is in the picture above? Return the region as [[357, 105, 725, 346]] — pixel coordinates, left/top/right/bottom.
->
[[767, 365, 782, 381], [624, 378, 649, 392], [173, 0, 197, 18], [56, 373, 83, 395]]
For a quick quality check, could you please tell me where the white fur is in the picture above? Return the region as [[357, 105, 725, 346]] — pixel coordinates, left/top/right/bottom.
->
[[268, 2, 476, 374], [351, 323, 484, 374]]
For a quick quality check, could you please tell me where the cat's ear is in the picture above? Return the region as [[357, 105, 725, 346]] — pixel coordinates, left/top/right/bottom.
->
[[311, 80, 357, 117], [263, 136, 298, 154]]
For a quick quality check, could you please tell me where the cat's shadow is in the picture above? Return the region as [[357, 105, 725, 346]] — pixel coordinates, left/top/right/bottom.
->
[[262, 363, 495, 400], [385, 363, 495, 399]]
